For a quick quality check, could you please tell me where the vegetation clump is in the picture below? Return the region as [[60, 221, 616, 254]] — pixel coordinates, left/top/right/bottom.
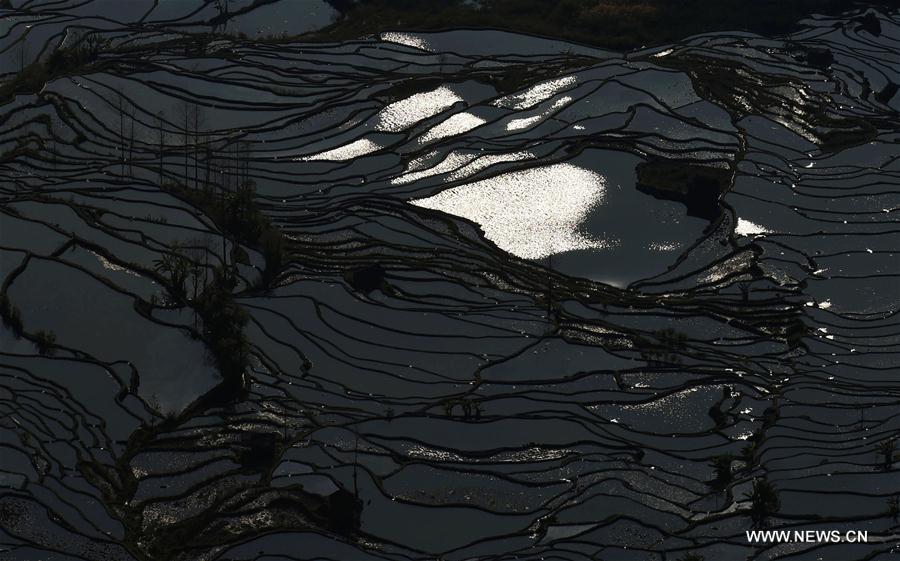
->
[[0, 293, 23, 336], [709, 455, 733, 488], [152, 178, 287, 405], [153, 247, 192, 302], [34, 329, 57, 356], [1, 293, 60, 357], [194, 267, 249, 396], [153, 245, 249, 402], [165, 180, 286, 286], [635, 327, 687, 365], [311, 0, 864, 51], [635, 161, 732, 221], [0, 33, 108, 101], [877, 438, 896, 471], [0, 295, 59, 356], [344, 263, 385, 294], [745, 477, 780, 527]]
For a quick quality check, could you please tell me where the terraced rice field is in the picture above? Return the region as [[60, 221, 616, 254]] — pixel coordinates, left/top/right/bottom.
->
[[1, 2, 898, 560]]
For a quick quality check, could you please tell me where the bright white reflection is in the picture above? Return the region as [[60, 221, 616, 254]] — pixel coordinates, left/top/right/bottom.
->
[[411, 163, 609, 259], [648, 242, 680, 251], [392, 151, 477, 185], [296, 138, 380, 161], [493, 76, 576, 110], [419, 112, 486, 143], [506, 95, 573, 131], [92, 251, 140, 276], [506, 115, 542, 131], [375, 86, 463, 132], [446, 151, 534, 181], [392, 150, 535, 185], [735, 218, 772, 236], [380, 32, 430, 51]]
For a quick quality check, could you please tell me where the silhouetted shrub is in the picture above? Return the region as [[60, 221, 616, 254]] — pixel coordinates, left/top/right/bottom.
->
[[195, 267, 249, 390], [34, 329, 56, 356], [344, 264, 385, 294], [0, 294, 23, 336], [710, 455, 733, 488], [877, 439, 896, 471], [1, 34, 106, 100], [165, 180, 286, 288], [746, 477, 780, 526]]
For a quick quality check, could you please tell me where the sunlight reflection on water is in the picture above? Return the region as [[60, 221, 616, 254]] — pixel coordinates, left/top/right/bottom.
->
[[411, 163, 611, 259], [296, 138, 381, 161], [380, 31, 432, 51], [375, 86, 464, 131], [419, 112, 486, 143], [493, 76, 577, 110]]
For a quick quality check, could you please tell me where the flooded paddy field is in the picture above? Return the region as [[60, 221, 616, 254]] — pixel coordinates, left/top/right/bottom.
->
[[0, 2, 898, 560]]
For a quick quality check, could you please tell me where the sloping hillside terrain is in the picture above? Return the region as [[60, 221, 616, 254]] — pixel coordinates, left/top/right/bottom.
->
[[1, 2, 898, 560]]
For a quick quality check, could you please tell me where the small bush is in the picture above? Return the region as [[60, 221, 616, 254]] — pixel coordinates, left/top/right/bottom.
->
[[153, 245, 191, 301], [746, 477, 780, 527], [194, 267, 249, 392], [877, 439, 896, 471], [0, 35, 105, 101], [34, 329, 56, 356], [888, 495, 899, 520], [710, 455, 733, 488], [163, 180, 286, 289], [260, 227, 284, 284], [0, 293, 24, 336]]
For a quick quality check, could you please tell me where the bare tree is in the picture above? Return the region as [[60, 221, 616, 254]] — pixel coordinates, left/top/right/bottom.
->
[[185, 238, 213, 302], [234, 140, 240, 191], [178, 100, 191, 184], [192, 104, 205, 188], [117, 93, 126, 175], [214, 0, 231, 17], [203, 137, 212, 191], [231, 136, 250, 189], [17, 38, 28, 72], [156, 111, 167, 185], [213, 0, 232, 34], [128, 105, 135, 176]]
